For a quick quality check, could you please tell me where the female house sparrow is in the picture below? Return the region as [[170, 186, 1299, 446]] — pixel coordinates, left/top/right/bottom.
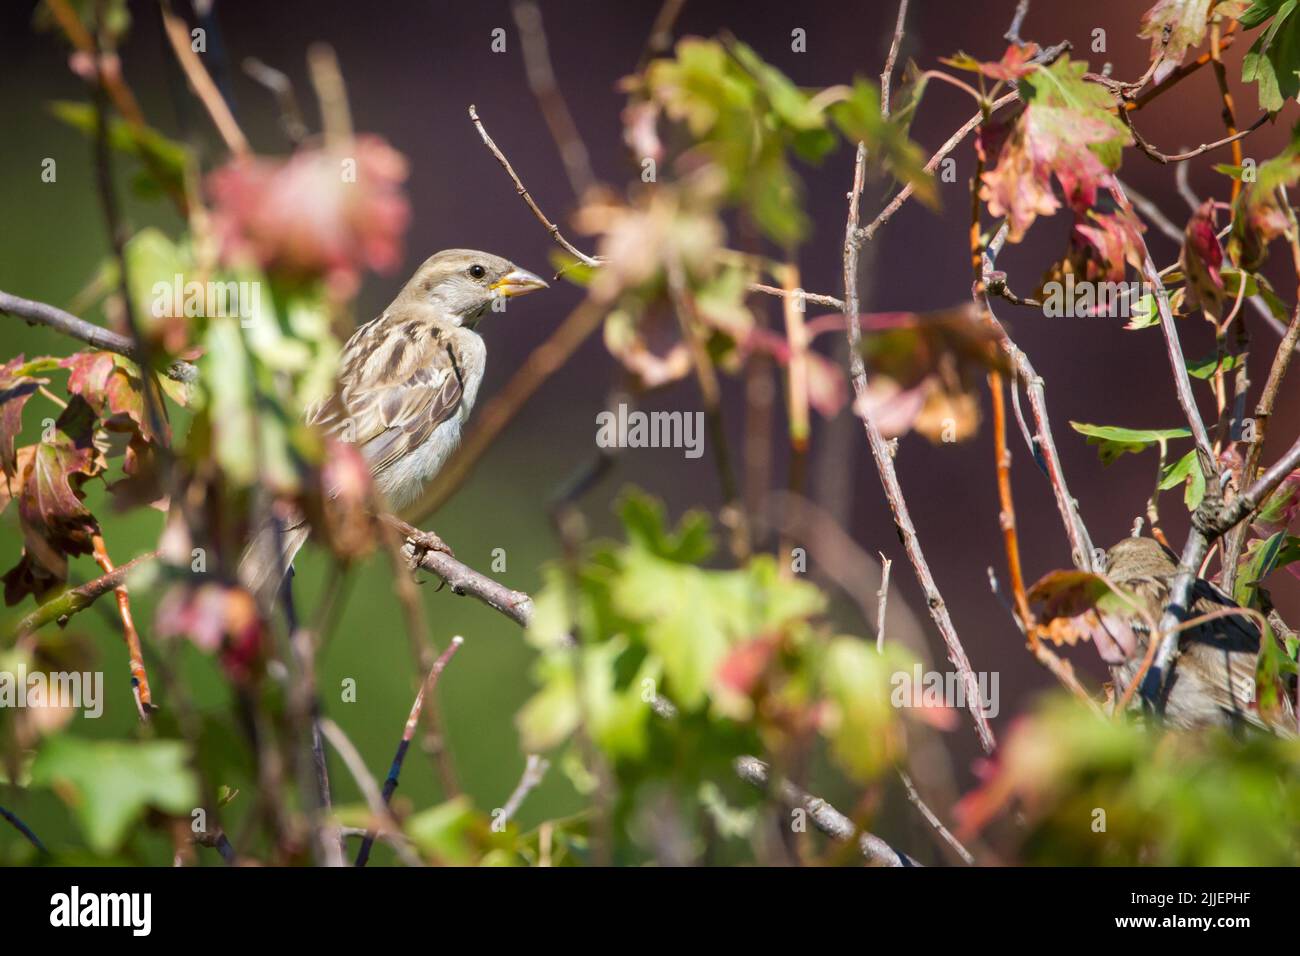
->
[[239, 249, 547, 602], [1103, 536, 1295, 735]]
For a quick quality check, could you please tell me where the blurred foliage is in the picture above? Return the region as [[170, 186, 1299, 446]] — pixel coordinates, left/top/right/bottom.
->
[[517, 490, 921, 862], [958, 695, 1300, 865]]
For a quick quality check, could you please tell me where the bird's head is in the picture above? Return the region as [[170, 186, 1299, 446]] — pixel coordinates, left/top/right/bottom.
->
[[396, 248, 548, 326], [1105, 536, 1178, 580]]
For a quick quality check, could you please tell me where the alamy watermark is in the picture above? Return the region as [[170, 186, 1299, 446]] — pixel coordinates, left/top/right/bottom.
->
[[1041, 274, 1153, 319], [0, 666, 103, 718], [596, 403, 704, 459], [151, 274, 261, 327], [890, 664, 1000, 719]]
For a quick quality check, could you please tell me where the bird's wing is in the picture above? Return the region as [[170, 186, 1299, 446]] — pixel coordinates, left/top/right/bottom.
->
[[307, 316, 464, 478]]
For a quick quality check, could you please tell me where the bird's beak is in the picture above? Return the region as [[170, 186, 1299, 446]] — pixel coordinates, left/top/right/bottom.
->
[[490, 267, 549, 298]]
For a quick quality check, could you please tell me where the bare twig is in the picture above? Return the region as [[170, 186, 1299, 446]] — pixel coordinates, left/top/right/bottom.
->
[[876, 552, 893, 653], [1005, 1, 1031, 44], [0, 291, 198, 383], [880, 0, 910, 117], [9, 549, 159, 638], [1223, 304, 1300, 590], [498, 754, 550, 827], [241, 57, 308, 145], [318, 718, 423, 868], [897, 769, 972, 865], [749, 284, 844, 310], [0, 805, 48, 856], [160, 4, 250, 155], [468, 105, 599, 267], [354, 636, 464, 867], [1120, 108, 1267, 165], [306, 43, 353, 149], [90, 533, 153, 719], [1109, 181, 1215, 469], [734, 756, 916, 866], [844, 143, 996, 754], [857, 92, 1019, 243]]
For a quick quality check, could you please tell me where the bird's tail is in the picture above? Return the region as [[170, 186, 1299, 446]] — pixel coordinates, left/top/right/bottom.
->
[[237, 518, 310, 609]]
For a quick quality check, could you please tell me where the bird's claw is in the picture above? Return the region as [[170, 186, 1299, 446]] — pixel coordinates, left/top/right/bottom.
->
[[401, 531, 454, 586]]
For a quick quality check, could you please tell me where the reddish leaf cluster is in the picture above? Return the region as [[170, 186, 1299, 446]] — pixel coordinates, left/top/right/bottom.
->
[[207, 135, 411, 298]]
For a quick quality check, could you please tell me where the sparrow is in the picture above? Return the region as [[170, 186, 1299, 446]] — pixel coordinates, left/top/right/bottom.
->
[[1102, 536, 1295, 735], [238, 249, 548, 602]]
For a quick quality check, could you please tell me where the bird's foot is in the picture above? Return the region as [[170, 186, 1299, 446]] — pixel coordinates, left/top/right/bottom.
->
[[401, 530, 454, 584]]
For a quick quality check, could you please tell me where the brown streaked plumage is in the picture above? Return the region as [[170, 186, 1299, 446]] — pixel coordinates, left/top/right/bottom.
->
[[1103, 536, 1295, 735], [239, 249, 547, 603]]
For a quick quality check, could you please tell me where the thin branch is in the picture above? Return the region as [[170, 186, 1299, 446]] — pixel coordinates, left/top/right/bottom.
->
[[1224, 304, 1300, 589], [1116, 178, 1184, 244], [9, 550, 159, 638], [0, 804, 48, 856], [857, 91, 1019, 243], [354, 637, 464, 866], [1120, 108, 1267, 165], [468, 104, 600, 267], [318, 718, 423, 868], [880, 0, 909, 117], [498, 754, 550, 827], [843, 143, 996, 754], [734, 756, 916, 866], [875, 552, 892, 653], [0, 291, 198, 383], [90, 533, 153, 719], [896, 769, 973, 865], [160, 4, 250, 155], [241, 57, 308, 145], [510, 0, 595, 197], [1005, 1, 1031, 44], [1109, 181, 1215, 468], [749, 284, 844, 311]]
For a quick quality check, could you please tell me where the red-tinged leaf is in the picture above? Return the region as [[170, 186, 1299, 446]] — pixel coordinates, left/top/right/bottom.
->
[[852, 305, 1008, 443], [942, 43, 1040, 81], [0, 446, 36, 517], [983, 58, 1131, 242], [745, 326, 848, 420], [1027, 568, 1143, 663], [1181, 199, 1226, 318], [804, 349, 847, 419], [716, 635, 778, 695], [207, 135, 410, 298], [1071, 209, 1148, 282], [0, 355, 49, 478], [1140, 0, 1215, 84], [1253, 469, 1300, 537], [61, 350, 167, 445], [2, 397, 105, 605], [156, 582, 267, 684]]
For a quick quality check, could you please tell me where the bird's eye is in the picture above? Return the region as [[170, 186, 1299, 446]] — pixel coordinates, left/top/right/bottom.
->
[[468, 264, 487, 280]]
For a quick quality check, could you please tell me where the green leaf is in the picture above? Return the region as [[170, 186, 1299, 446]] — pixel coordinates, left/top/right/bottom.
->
[[619, 490, 713, 563], [1070, 422, 1191, 464], [1241, 0, 1300, 112], [821, 638, 912, 781], [1159, 448, 1207, 509], [1235, 532, 1300, 605], [830, 78, 937, 207], [30, 737, 198, 854], [1186, 351, 1242, 379], [404, 797, 479, 865]]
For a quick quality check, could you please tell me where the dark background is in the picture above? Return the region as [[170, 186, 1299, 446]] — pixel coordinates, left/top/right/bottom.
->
[[2, 0, 1298, 860]]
